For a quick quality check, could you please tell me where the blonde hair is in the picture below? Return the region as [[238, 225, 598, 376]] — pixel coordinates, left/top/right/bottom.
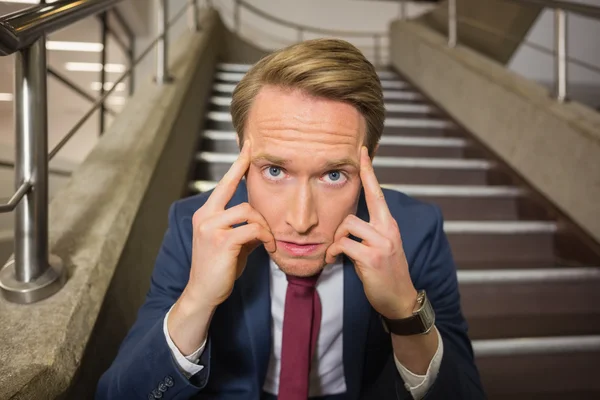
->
[[230, 39, 385, 157]]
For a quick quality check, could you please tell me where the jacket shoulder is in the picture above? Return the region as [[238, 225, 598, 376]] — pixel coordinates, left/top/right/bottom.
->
[[382, 187, 442, 228]]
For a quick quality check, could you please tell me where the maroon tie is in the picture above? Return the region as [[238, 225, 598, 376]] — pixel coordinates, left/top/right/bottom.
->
[[278, 273, 322, 400]]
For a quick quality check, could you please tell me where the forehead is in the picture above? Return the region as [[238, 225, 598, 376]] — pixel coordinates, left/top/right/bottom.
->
[[245, 85, 366, 155]]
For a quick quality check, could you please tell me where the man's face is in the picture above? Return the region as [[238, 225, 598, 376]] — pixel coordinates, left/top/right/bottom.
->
[[245, 85, 366, 277]]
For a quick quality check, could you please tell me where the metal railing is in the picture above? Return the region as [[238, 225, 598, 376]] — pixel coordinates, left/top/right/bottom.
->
[[229, 0, 388, 67], [0, 0, 204, 304], [443, 0, 600, 103]]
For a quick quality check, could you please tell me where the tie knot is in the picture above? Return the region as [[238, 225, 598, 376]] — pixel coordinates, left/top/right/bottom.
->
[[286, 273, 321, 288]]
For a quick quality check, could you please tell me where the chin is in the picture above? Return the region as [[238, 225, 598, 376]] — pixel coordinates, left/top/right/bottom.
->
[[270, 251, 326, 277]]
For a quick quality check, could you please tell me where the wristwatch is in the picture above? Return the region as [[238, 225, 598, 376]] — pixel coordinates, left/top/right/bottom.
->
[[380, 290, 435, 335]]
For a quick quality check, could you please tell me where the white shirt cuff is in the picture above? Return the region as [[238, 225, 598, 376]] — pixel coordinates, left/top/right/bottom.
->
[[393, 326, 444, 400], [163, 306, 207, 378]]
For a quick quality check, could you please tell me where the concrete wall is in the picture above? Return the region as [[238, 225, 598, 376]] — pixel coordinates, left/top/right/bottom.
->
[[390, 20, 600, 244], [0, 9, 223, 399]]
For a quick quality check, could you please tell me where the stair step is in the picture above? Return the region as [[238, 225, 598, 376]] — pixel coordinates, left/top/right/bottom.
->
[[213, 83, 237, 93], [215, 71, 245, 81], [376, 70, 398, 79], [460, 268, 600, 339], [382, 90, 423, 101], [448, 229, 555, 264], [385, 103, 436, 114], [474, 335, 600, 399], [381, 81, 409, 89], [385, 103, 442, 118], [217, 63, 251, 72]]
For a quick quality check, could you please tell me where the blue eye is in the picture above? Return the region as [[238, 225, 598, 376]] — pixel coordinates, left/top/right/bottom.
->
[[323, 170, 347, 186], [268, 167, 282, 177], [328, 171, 341, 181]]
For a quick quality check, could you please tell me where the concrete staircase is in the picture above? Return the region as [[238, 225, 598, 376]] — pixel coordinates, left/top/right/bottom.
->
[[187, 63, 600, 399]]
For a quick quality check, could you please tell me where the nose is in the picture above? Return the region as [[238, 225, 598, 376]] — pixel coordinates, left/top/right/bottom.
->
[[285, 181, 318, 234]]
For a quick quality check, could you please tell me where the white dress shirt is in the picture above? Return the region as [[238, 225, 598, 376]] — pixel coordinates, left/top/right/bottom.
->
[[164, 259, 443, 399]]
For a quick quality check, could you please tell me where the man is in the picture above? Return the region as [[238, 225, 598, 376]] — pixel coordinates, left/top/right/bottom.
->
[[97, 39, 484, 400]]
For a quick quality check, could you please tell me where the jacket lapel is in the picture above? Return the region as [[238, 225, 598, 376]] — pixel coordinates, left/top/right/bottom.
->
[[233, 181, 272, 395], [237, 245, 272, 394], [236, 245, 272, 394], [343, 190, 374, 399]]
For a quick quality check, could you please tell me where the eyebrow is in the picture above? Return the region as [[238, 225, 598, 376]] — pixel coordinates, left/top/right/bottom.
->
[[251, 153, 359, 170], [251, 153, 290, 166], [325, 158, 359, 171]]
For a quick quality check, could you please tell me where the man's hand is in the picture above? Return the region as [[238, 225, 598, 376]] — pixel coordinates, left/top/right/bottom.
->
[[168, 139, 276, 355], [325, 146, 417, 320], [186, 139, 275, 307], [326, 146, 439, 375]]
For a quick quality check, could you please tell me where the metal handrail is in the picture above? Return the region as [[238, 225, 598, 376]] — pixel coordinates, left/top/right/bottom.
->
[[0, 181, 32, 213], [49, 1, 193, 160], [0, 0, 124, 56], [228, 0, 388, 66], [438, 9, 600, 77], [0, 0, 203, 304], [47, 67, 119, 116], [505, 0, 600, 20], [443, 0, 600, 103]]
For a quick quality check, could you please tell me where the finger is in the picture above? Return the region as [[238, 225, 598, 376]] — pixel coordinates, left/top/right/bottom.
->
[[325, 236, 368, 265], [203, 202, 271, 233], [334, 214, 383, 245], [359, 146, 391, 224], [206, 139, 251, 210], [226, 222, 276, 254]]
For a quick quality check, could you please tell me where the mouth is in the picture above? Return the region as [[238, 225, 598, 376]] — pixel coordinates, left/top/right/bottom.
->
[[276, 240, 323, 257]]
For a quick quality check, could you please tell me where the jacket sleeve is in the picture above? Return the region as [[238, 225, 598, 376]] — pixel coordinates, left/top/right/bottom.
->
[[96, 202, 210, 400], [363, 204, 486, 400]]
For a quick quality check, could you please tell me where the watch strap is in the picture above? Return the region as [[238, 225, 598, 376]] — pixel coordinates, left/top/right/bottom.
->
[[380, 290, 435, 336], [381, 313, 431, 336]]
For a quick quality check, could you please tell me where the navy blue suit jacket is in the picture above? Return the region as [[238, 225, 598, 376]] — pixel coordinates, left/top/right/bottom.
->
[[96, 182, 485, 399]]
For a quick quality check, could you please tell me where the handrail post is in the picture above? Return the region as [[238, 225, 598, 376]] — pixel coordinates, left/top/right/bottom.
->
[[0, 36, 66, 304], [234, 0, 241, 33], [100, 11, 108, 134], [189, 0, 200, 32], [448, 0, 457, 47], [297, 27, 304, 43], [156, 0, 173, 84], [399, 0, 407, 20], [554, 8, 568, 102]]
